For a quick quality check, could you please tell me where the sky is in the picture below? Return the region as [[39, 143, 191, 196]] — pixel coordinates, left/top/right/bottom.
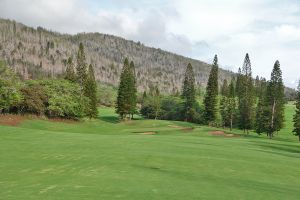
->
[[0, 0, 300, 88]]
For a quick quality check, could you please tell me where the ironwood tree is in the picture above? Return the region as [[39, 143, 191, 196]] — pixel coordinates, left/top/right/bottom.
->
[[84, 64, 98, 118], [238, 53, 255, 133], [182, 63, 196, 122], [255, 78, 267, 134], [263, 61, 285, 138], [204, 55, 219, 125], [65, 57, 76, 82], [116, 58, 137, 119], [76, 43, 87, 91]]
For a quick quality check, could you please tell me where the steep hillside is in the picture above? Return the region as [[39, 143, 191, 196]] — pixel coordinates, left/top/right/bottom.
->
[[0, 18, 234, 93]]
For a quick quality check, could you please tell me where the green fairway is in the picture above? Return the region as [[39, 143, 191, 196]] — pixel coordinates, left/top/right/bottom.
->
[[0, 105, 300, 200]]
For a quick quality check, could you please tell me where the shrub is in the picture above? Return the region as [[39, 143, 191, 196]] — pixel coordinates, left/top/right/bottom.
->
[[0, 61, 22, 113], [43, 80, 89, 119], [22, 79, 89, 119], [20, 84, 47, 115]]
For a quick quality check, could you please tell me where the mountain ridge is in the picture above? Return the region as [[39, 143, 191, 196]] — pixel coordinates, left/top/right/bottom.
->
[[0, 18, 236, 93]]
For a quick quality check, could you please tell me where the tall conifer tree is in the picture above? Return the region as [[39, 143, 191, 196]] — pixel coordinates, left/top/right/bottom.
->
[[263, 61, 285, 138], [76, 43, 87, 90], [129, 61, 137, 119], [65, 57, 76, 82], [255, 78, 267, 134], [221, 79, 229, 96], [116, 58, 130, 119], [236, 67, 243, 99], [84, 64, 98, 118], [220, 79, 229, 127], [238, 53, 255, 133], [255, 75, 261, 97], [204, 55, 219, 125], [228, 78, 236, 130], [182, 63, 196, 122]]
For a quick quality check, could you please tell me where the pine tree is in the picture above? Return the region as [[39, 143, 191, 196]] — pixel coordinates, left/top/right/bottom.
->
[[128, 61, 137, 119], [263, 61, 285, 138], [181, 63, 196, 122], [228, 78, 236, 131], [220, 96, 228, 128], [238, 53, 255, 133], [84, 64, 98, 118], [204, 55, 219, 125], [220, 79, 229, 127], [116, 58, 129, 119], [76, 43, 87, 90], [255, 78, 267, 134], [65, 57, 76, 82], [255, 75, 261, 97], [236, 68, 243, 99], [221, 79, 229, 96], [293, 81, 300, 141]]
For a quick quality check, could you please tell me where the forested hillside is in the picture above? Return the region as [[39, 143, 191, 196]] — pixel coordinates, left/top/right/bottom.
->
[[0, 18, 234, 93]]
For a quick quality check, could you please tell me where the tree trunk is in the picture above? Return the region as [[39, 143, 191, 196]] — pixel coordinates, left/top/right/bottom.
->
[[271, 99, 276, 133], [230, 116, 233, 131], [298, 135, 300, 142], [269, 133, 273, 139]]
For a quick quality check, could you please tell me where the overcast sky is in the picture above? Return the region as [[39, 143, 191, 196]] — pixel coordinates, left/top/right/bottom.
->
[[0, 0, 300, 88]]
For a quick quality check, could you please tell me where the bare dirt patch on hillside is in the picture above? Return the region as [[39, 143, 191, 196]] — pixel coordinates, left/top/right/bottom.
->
[[0, 114, 26, 126], [209, 130, 240, 138]]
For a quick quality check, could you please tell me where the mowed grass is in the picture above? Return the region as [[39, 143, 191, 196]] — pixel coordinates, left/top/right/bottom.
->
[[0, 104, 300, 200]]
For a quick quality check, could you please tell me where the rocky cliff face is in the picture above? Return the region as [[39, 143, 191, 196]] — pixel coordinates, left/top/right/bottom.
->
[[0, 18, 233, 93]]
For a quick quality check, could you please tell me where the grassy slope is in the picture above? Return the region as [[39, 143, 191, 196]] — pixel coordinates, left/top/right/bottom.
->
[[0, 104, 300, 200]]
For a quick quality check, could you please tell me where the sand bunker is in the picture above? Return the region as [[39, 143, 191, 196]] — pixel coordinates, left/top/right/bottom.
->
[[141, 132, 157, 135], [209, 130, 239, 138]]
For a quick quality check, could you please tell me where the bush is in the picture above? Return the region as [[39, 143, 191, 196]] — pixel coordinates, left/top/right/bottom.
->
[[43, 80, 89, 119], [0, 61, 22, 113], [20, 84, 47, 115], [22, 80, 89, 119]]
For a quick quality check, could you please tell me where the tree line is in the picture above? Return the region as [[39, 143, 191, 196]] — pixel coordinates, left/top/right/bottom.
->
[[134, 53, 300, 140], [0, 43, 97, 119], [1, 41, 300, 141]]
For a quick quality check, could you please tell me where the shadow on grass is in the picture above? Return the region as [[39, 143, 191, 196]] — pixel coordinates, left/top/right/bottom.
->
[[250, 140, 300, 156], [99, 116, 120, 124], [98, 115, 144, 124]]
